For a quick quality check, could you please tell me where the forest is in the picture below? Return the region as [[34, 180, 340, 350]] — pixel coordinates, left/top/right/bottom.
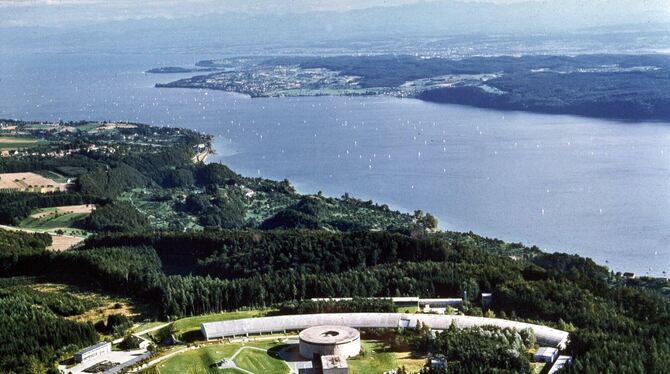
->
[[3, 226, 670, 372], [1, 121, 670, 373], [294, 54, 670, 120]]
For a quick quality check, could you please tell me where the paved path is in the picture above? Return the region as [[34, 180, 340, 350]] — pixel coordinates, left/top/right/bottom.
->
[[113, 322, 170, 344], [129, 346, 193, 372], [131, 333, 299, 373]]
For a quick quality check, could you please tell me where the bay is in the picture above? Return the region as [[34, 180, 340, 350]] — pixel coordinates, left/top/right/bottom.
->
[[1, 53, 668, 276]]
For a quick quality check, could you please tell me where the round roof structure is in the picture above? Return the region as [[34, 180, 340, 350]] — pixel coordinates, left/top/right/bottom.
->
[[298, 325, 360, 345]]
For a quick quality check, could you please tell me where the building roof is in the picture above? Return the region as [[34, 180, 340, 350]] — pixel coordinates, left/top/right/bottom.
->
[[321, 354, 348, 369], [534, 347, 559, 358], [75, 341, 110, 356], [201, 313, 569, 348], [417, 298, 463, 305], [548, 355, 573, 374], [299, 325, 360, 345]]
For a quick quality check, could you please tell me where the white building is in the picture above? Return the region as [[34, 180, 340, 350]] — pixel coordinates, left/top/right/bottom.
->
[[201, 313, 570, 349], [73, 341, 111, 363], [533, 347, 559, 364]]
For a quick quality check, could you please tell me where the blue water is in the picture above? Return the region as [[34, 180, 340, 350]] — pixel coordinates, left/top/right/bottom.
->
[[1, 52, 669, 276]]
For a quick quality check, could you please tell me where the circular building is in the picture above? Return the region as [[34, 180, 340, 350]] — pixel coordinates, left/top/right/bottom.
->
[[299, 325, 361, 359]]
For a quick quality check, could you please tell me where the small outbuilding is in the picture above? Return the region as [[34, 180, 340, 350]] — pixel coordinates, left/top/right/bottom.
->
[[321, 354, 349, 374], [533, 347, 559, 364]]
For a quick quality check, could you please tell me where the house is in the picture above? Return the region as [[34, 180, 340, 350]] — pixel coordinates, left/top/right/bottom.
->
[[533, 347, 559, 364], [74, 342, 111, 363]]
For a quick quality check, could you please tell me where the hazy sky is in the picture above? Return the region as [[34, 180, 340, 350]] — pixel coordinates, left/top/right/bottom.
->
[[3, 0, 425, 24], [3, 0, 668, 28]]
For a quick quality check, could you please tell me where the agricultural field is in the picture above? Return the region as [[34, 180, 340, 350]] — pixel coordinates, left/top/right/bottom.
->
[[348, 340, 425, 374], [47, 234, 86, 251], [18, 205, 94, 233], [0, 204, 96, 250], [0, 136, 43, 150], [0, 172, 68, 192], [0, 224, 86, 251]]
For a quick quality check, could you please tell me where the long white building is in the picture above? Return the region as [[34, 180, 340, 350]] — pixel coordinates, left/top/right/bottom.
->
[[73, 341, 111, 363], [201, 313, 569, 349]]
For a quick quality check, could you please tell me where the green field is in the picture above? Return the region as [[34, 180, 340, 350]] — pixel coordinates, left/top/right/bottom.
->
[[155, 339, 424, 374], [348, 341, 425, 374], [396, 306, 418, 314], [0, 136, 43, 150], [132, 321, 168, 334], [233, 348, 288, 374], [156, 342, 287, 374], [172, 309, 272, 341], [17, 207, 90, 237], [157, 344, 240, 374]]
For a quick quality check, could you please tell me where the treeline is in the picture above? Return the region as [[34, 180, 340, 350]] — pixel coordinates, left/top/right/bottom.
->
[[3, 225, 670, 371], [418, 70, 670, 121], [83, 201, 150, 232], [404, 324, 535, 374], [0, 229, 50, 255], [5, 244, 520, 318], [260, 195, 434, 232], [0, 276, 104, 370], [0, 278, 99, 317], [0, 230, 51, 273], [276, 298, 396, 315], [78, 164, 154, 198], [0, 292, 98, 373], [83, 230, 470, 278]]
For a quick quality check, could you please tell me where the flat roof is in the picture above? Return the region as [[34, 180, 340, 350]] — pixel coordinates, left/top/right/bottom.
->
[[299, 325, 360, 345], [418, 298, 463, 304], [75, 341, 110, 356], [321, 354, 348, 369], [548, 355, 573, 374], [535, 347, 559, 358]]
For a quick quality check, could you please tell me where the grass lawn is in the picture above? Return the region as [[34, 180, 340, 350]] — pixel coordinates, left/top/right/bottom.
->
[[397, 306, 418, 314], [133, 321, 167, 334], [530, 362, 546, 374], [233, 348, 289, 374], [348, 340, 425, 374], [157, 342, 287, 374], [157, 344, 241, 374], [172, 309, 273, 341]]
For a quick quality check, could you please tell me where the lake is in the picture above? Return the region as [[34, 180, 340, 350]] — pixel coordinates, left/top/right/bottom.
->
[[1, 52, 668, 276]]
